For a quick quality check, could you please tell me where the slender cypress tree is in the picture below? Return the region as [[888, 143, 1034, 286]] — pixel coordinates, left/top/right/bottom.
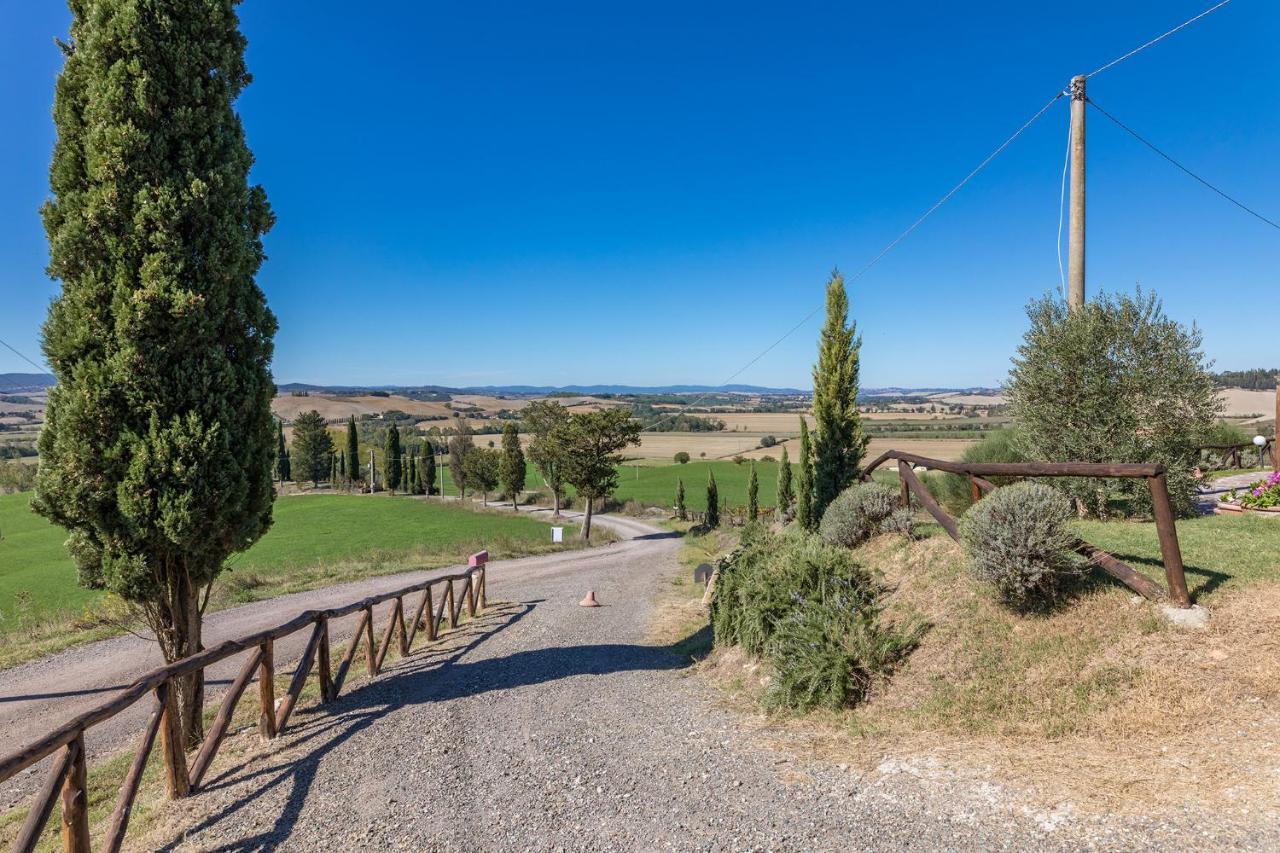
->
[[276, 420, 291, 482], [705, 471, 720, 528], [338, 450, 345, 481], [406, 450, 417, 495], [385, 424, 402, 493], [747, 463, 759, 521], [345, 415, 360, 485], [811, 270, 868, 519], [675, 477, 687, 521], [797, 418, 815, 530], [423, 442, 437, 496], [415, 450, 426, 494], [499, 423, 527, 510], [777, 444, 794, 517], [33, 0, 277, 744]]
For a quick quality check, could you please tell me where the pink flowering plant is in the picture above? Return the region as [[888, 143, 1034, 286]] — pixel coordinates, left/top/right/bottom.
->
[[1223, 471, 1280, 509]]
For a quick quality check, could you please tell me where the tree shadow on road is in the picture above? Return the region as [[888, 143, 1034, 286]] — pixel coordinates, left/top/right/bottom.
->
[[161, 598, 697, 851]]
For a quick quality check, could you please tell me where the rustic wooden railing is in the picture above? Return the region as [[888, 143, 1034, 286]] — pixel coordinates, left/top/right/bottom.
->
[[861, 450, 1192, 608], [1196, 439, 1275, 471], [0, 557, 489, 853]]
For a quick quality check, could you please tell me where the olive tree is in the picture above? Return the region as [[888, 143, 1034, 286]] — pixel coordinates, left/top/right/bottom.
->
[[1007, 290, 1219, 517]]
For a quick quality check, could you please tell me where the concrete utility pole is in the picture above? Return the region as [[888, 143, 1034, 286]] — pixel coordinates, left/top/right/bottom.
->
[[368, 449, 375, 494], [1067, 75, 1087, 312]]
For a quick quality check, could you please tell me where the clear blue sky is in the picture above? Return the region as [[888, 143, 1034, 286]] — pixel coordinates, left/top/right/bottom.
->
[[1, 1, 1276, 389]]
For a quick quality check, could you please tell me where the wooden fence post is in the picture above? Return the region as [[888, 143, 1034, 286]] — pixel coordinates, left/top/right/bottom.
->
[[104, 685, 167, 853], [1148, 473, 1191, 608], [59, 734, 90, 853], [258, 639, 276, 740], [364, 605, 378, 677], [317, 616, 333, 702]]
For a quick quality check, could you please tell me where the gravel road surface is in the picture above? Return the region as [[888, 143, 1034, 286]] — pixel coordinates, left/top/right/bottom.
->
[[135, 516, 1273, 851]]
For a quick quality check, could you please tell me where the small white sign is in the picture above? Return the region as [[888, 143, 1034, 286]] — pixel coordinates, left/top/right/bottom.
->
[[551, 526, 564, 543]]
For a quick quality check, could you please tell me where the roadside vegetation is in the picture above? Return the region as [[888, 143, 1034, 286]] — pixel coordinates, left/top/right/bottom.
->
[[0, 493, 591, 669]]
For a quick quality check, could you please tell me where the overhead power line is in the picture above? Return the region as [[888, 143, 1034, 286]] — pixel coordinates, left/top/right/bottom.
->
[[1088, 98, 1280, 232], [1085, 0, 1235, 79], [0, 336, 48, 373], [641, 91, 1066, 433]]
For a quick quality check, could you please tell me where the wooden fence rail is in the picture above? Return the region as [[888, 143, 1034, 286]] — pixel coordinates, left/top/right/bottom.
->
[[1196, 439, 1275, 471], [861, 450, 1191, 609], [1, 560, 488, 853]]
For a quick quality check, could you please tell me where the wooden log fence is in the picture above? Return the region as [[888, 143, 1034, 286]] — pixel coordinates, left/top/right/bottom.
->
[[0, 560, 488, 853], [861, 450, 1191, 609], [1196, 439, 1275, 471]]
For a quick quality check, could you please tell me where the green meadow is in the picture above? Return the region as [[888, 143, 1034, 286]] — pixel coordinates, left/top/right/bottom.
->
[[0, 491, 577, 666]]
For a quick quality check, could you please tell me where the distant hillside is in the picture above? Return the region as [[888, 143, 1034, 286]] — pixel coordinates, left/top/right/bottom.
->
[[0, 373, 55, 393], [1213, 369, 1278, 391]]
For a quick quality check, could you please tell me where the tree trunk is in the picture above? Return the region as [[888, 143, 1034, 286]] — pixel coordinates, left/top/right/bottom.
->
[[552, 488, 561, 517], [149, 562, 205, 747], [582, 494, 593, 540]]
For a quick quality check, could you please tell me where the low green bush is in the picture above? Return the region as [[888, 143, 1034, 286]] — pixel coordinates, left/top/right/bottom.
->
[[818, 482, 909, 547], [959, 481, 1087, 611], [710, 526, 924, 711]]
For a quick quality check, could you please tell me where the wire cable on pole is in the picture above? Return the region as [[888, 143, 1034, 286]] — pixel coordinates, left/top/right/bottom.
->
[[1056, 116, 1072, 297], [640, 91, 1066, 433], [1088, 97, 1280, 232], [1084, 0, 1235, 79], [0, 336, 48, 373]]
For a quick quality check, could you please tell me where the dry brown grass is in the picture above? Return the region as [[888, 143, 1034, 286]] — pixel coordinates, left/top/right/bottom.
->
[[690, 534, 1280, 822], [737, 436, 977, 463]]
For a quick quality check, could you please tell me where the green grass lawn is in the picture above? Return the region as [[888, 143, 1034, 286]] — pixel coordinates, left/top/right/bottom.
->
[[0, 491, 578, 665], [1074, 512, 1280, 602]]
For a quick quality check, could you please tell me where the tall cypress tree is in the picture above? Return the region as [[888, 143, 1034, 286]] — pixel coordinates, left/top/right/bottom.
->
[[499, 422, 527, 510], [675, 477, 687, 521], [423, 442, 437, 496], [747, 463, 759, 521], [385, 423, 402, 493], [797, 418, 815, 530], [705, 471, 720, 528], [406, 450, 416, 495], [345, 415, 360, 485], [33, 0, 277, 746], [338, 450, 345, 481], [777, 444, 794, 517], [275, 420, 291, 482], [811, 270, 868, 519]]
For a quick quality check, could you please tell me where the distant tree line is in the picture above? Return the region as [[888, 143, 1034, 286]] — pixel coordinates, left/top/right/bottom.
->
[[630, 404, 725, 432], [1213, 368, 1279, 390]]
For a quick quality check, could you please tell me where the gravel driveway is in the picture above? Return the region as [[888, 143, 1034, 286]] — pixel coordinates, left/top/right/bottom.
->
[[137, 516, 1273, 852]]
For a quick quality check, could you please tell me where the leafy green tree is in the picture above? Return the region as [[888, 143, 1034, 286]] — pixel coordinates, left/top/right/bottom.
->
[[32, 0, 277, 744], [674, 451, 690, 464], [464, 446, 500, 503], [811, 270, 867, 519], [448, 422, 474, 499], [291, 411, 334, 486], [345, 416, 360, 485], [777, 444, 794, 517], [747, 463, 759, 521], [499, 423, 527, 509], [675, 477, 687, 520], [423, 442, 437, 495], [561, 408, 641, 539], [384, 423, 402, 493], [275, 420, 291, 482], [1007, 289, 1219, 517], [524, 400, 571, 515], [796, 418, 815, 529], [705, 470, 720, 528]]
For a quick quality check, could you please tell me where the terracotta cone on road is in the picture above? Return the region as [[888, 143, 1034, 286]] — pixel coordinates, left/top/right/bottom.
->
[[579, 590, 601, 607]]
